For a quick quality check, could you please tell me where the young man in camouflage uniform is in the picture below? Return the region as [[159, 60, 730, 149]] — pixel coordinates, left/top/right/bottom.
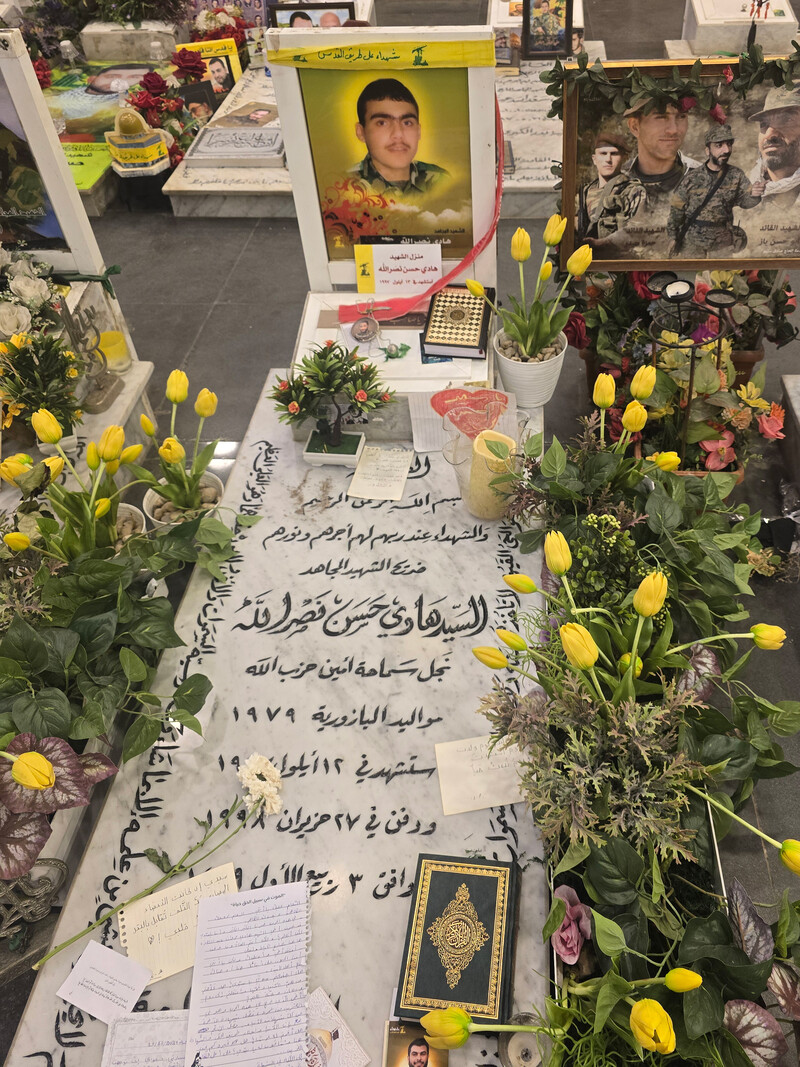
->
[[667, 125, 765, 256], [576, 131, 629, 241], [530, 0, 563, 48]]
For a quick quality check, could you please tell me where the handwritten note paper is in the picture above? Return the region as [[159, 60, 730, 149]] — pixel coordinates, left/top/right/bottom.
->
[[435, 734, 525, 815], [101, 1010, 188, 1067], [354, 243, 442, 295], [117, 863, 237, 982], [184, 881, 310, 1067], [347, 448, 414, 501], [57, 941, 152, 1025]]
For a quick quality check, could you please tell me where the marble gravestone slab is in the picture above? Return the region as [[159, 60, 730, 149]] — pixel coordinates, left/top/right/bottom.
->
[[9, 371, 548, 1067]]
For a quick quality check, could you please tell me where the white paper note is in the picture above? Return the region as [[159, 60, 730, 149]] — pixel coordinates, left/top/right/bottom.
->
[[354, 243, 442, 295], [184, 882, 310, 1067], [117, 863, 237, 982], [435, 734, 525, 815], [307, 987, 370, 1067], [101, 1010, 189, 1067], [57, 941, 152, 1025], [347, 448, 414, 501]]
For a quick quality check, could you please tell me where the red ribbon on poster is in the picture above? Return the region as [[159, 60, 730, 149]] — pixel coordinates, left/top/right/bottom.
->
[[338, 97, 505, 326]]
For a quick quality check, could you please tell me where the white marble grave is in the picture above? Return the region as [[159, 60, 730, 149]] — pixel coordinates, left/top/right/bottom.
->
[[674, 0, 799, 54], [8, 370, 548, 1067]]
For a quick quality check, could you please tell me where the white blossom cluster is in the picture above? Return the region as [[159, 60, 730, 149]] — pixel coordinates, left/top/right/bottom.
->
[[193, 5, 242, 32], [0, 246, 60, 339], [236, 752, 282, 813]]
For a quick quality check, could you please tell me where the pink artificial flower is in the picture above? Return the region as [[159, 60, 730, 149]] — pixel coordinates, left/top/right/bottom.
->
[[551, 885, 592, 965], [354, 389, 368, 402], [278, 380, 290, 391], [700, 430, 736, 470], [679, 96, 698, 112], [693, 279, 711, 305], [758, 403, 785, 439], [288, 401, 300, 414], [709, 103, 727, 124], [723, 65, 735, 83], [746, 270, 760, 283]]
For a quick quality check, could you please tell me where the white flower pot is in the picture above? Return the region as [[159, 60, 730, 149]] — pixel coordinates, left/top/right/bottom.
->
[[302, 430, 365, 468], [142, 472, 224, 530], [116, 502, 147, 546], [494, 330, 567, 409]]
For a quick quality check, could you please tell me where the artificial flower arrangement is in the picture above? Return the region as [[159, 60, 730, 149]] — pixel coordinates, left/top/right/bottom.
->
[[92, 0, 193, 27], [123, 55, 203, 168], [0, 331, 86, 436], [0, 247, 64, 340], [191, 4, 252, 48]]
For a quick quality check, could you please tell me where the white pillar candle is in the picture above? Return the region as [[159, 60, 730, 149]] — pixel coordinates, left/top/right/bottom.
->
[[467, 429, 516, 520]]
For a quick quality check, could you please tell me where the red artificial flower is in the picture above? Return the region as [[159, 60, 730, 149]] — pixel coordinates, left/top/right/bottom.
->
[[354, 389, 368, 402], [141, 71, 168, 95], [168, 150, 184, 167], [746, 270, 760, 283], [33, 58, 52, 90], [324, 339, 335, 347], [700, 430, 736, 470], [127, 89, 160, 112], [381, 392, 391, 402], [564, 311, 590, 349], [758, 403, 785, 439], [709, 103, 727, 125], [278, 380, 290, 391], [679, 96, 698, 112], [693, 279, 712, 305], [145, 109, 162, 128], [288, 401, 300, 414], [723, 65, 735, 83], [163, 96, 185, 112], [630, 271, 658, 299], [171, 48, 207, 82]]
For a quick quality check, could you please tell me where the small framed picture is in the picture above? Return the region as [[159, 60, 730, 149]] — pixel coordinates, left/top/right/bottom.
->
[[181, 80, 220, 125], [268, 2, 356, 28], [522, 0, 572, 59]]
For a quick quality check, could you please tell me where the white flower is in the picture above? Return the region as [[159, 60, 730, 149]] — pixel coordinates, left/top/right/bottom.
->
[[0, 300, 32, 338], [237, 753, 282, 813], [0, 247, 12, 269], [9, 274, 49, 308], [6, 256, 35, 277]]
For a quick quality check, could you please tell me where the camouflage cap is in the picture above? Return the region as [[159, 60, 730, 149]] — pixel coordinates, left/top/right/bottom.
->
[[705, 123, 734, 145], [749, 84, 800, 121]]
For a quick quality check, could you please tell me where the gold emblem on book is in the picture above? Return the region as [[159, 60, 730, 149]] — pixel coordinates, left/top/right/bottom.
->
[[427, 883, 489, 988]]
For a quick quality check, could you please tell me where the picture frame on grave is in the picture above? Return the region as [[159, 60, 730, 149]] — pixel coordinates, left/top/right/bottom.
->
[[267, 26, 497, 291], [267, 2, 356, 28], [181, 80, 220, 126], [177, 39, 244, 100], [562, 57, 800, 270], [521, 0, 571, 59], [0, 29, 104, 273]]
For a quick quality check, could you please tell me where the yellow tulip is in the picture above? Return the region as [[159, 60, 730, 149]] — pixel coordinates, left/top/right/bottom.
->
[[539, 261, 553, 282], [543, 214, 567, 246], [86, 441, 100, 471], [166, 369, 189, 404], [43, 456, 64, 482], [629, 1000, 676, 1054], [10, 750, 55, 790], [621, 400, 648, 433], [0, 458, 30, 485], [159, 437, 186, 465], [120, 444, 143, 465], [140, 413, 156, 437], [566, 244, 593, 277], [511, 227, 532, 262], [105, 460, 120, 476], [560, 623, 599, 670], [780, 840, 800, 875], [648, 451, 681, 472], [664, 968, 703, 993], [94, 498, 111, 519], [592, 373, 616, 410], [472, 647, 509, 670], [12, 453, 34, 466], [466, 279, 485, 299], [30, 408, 63, 444], [633, 571, 668, 618], [750, 624, 786, 650], [195, 388, 218, 418], [630, 365, 657, 401], [420, 1008, 472, 1050], [496, 629, 527, 651], [503, 573, 537, 594], [618, 652, 643, 678], [97, 424, 125, 463], [544, 530, 572, 577], [3, 532, 31, 552]]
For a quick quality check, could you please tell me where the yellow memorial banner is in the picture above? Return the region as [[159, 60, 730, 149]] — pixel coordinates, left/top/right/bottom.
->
[[267, 39, 495, 69]]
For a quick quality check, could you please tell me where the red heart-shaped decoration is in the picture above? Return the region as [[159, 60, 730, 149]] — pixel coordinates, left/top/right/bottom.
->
[[430, 388, 509, 439]]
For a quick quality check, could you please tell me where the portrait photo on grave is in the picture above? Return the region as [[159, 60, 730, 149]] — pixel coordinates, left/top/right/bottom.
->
[[209, 100, 278, 127], [181, 80, 220, 125], [563, 58, 800, 269], [300, 68, 473, 261], [45, 62, 155, 136], [269, 2, 356, 27], [522, 0, 571, 59], [383, 1021, 449, 1067], [178, 39, 243, 96]]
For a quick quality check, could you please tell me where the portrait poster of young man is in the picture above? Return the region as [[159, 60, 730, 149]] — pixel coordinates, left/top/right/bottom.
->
[[299, 68, 473, 261]]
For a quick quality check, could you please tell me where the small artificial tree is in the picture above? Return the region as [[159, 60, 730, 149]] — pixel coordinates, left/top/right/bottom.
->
[[271, 341, 394, 449]]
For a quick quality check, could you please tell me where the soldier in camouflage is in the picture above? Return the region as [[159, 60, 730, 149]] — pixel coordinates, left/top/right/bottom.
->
[[667, 125, 765, 256]]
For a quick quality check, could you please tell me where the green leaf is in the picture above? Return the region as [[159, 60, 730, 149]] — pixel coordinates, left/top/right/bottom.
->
[[69, 700, 106, 740], [121, 715, 164, 763], [0, 657, 26, 680], [172, 674, 213, 716], [542, 895, 567, 941], [591, 910, 628, 957], [12, 688, 72, 738], [540, 437, 567, 479], [236, 513, 261, 528], [120, 647, 148, 684], [72, 610, 118, 659], [593, 971, 634, 1033], [0, 616, 49, 674], [127, 600, 183, 650], [193, 517, 234, 546], [485, 440, 510, 460], [170, 707, 203, 736], [684, 981, 724, 1038], [524, 432, 543, 458], [585, 839, 643, 905], [144, 847, 174, 874], [776, 890, 800, 957], [553, 838, 591, 877], [767, 701, 800, 737], [38, 628, 80, 673]]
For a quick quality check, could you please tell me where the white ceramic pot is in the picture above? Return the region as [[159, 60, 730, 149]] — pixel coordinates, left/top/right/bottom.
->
[[494, 330, 567, 409], [142, 471, 224, 530], [116, 502, 147, 544]]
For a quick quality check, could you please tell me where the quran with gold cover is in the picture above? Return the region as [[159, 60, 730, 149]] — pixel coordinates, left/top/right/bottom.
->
[[394, 854, 518, 1024], [420, 285, 494, 359]]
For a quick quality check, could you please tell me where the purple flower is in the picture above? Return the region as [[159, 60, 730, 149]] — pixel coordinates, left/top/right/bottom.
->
[[551, 885, 592, 964]]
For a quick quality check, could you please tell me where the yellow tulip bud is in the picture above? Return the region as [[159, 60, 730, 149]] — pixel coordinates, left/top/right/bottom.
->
[[633, 571, 668, 618], [120, 444, 143, 465], [593, 372, 616, 410], [43, 456, 64, 482], [466, 279, 485, 299], [622, 399, 648, 433], [630, 365, 657, 401], [86, 441, 100, 471], [12, 453, 33, 466], [472, 647, 509, 670], [560, 623, 599, 670], [503, 573, 537, 594], [510, 227, 532, 262], [3, 532, 31, 552], [195, 388, 218, 418], [629, 1000, 676, 1054], [10, 750, 55, 790], [97, 424, 125, 463], [648, 451, 681, 472], [544, 530, 572, 577], [94, 498, 111, 519], [539, 261, 553, 282], [140, 413, 156, 437], [30, 408, 63, 444], [566, 244, 593, 277], [664, 968, 703, 993], [159, 437, 186, 465], [618, 652, 643, 678], [750, 624, 786, 650], [543, 214, 567, 246], [780, 840, 800, 875], [420, 1008, 472, 1050], [0, 458, 30, 485], [105, 460, 120, 476], [496, 629, 527, 652], [166, 369, 189, 404]]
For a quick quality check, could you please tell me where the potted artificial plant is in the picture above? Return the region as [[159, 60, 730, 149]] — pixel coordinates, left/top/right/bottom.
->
[[0, 333, 86, 454], [271, 340, 394, 468]]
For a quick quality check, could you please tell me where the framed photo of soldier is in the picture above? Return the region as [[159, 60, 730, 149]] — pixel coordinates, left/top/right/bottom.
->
[[562, 58, 800, 270], [522, 0, 572, 59]]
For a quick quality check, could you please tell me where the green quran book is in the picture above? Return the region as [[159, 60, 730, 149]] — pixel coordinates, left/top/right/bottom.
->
[[394, 854, 519, 1025]]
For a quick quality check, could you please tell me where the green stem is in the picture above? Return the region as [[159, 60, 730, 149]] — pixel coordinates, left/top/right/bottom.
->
[[519, 260, 526, 316], [628, 614, 645, 678], [193, 416, 205, 469], [532, 246, 550, 304], [550, 274, 572, 324], [667, 633, 753, 656], [88, 461, 106, 510], [170, 401, 177, 437], [469, 1024, 565, 1036], [600, 408, 606, 447], [561, 574, 578, 613], [55, 443, 87, 492], [685, 783, 781, 849], [587, 666, 608, 703]]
